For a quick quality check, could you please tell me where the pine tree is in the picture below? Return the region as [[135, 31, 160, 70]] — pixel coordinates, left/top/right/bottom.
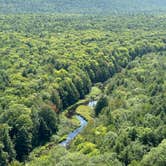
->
[[0, 144, 8, 166], [15, 127, 32, 161], [95, 95, 108, 116]]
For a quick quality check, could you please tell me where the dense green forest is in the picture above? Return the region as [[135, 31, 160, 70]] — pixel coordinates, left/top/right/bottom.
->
[[27, 51, 166, 166], [0, 1, 166, 166]]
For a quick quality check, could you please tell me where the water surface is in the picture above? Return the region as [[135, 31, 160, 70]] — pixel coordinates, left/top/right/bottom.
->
[[59, 115, 87, 147], [59, 101, 97, 147]]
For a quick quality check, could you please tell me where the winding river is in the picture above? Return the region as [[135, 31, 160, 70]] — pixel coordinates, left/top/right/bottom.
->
[[59, 101, 96, 147]]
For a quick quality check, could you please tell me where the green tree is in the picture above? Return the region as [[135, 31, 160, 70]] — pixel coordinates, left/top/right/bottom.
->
[[0, 125, 16, 162], [95, 96, 108, 116], [15, 127, 32, 161], [0, 143, 8, 166], [141, 139, 166, 166]]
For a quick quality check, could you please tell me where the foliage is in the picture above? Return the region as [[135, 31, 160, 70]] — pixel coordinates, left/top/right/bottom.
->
[[0, 0, 166, 14], [0, 8, 166, 165], [141, 139, 166, 166], [69, 52, 166, 165], [76, 105, 92, 122]]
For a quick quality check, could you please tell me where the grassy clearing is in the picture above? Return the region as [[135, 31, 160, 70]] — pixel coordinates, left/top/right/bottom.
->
[[66, 85, 101, 117], [76, 105, 93, 122], [75, 85, 101, 122], [86, 86, 102, 100]]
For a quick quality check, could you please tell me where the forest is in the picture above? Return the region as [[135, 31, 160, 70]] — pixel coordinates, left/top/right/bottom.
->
[[0, 1, 166, 166], [27, 51, 166, 166], [0, 0, 166, 14]]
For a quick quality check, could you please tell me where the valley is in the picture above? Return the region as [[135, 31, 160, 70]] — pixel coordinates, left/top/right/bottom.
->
[[0, 1, 166, 166]]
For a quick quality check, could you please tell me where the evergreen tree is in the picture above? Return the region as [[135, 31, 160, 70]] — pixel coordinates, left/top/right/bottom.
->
[[95, 96, 108, 116], [38, 118, 51, 143], [15, 127, 32, 161], [0, 144, 8, 166]]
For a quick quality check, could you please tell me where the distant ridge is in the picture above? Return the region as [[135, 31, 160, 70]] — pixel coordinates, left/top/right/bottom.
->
[[0, 0, 166, 14]]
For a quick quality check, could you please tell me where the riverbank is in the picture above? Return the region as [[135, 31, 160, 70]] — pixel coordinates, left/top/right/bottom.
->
[[59, 99, 98, 147], [26, 85, 101, 162], [59, 115, 88, 147]]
